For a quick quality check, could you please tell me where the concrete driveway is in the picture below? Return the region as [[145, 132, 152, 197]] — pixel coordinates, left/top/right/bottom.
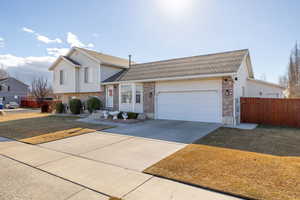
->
[[98, 119, 221, 143], [0, 120, 236, 200]]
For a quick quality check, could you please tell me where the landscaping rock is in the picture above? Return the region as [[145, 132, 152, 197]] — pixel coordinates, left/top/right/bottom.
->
[[137, 113, 146, 120]]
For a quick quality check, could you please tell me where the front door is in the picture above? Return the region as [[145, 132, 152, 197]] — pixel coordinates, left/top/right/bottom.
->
[[106, 86, 114, 108]]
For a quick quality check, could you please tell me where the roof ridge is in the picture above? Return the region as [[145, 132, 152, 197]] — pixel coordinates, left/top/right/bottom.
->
[[131, 49, 249, 67], [76, 47, 129, 61]]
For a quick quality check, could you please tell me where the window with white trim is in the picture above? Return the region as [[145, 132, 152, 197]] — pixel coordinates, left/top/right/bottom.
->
[[121, 85, 132, 103], [59, 70, 64, 85]]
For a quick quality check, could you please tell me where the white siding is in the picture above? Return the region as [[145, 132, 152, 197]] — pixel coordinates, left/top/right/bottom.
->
[[53, 60, 76, 93], [246, 80, 284, 98], [101, 65, 122, 82], [69, 51, 101, 92], [234, 59, 249, 99]]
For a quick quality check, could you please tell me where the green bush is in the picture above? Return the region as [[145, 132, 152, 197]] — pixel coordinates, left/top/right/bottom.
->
[[87, 97, 102, 113], [128, 112, 138, 119], [69, 99, 82, 114], [55, 102, 65, 113]]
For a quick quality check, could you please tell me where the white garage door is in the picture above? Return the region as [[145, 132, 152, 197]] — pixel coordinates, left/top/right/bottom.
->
[[157, 90, 221, 123]]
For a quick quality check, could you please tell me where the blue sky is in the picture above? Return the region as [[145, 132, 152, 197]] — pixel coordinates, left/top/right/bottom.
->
[[0, 0, 299, 84]]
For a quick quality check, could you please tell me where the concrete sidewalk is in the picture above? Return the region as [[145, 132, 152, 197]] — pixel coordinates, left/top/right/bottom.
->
[[0, 155, 108, 200], [0, 136, 239, 200]]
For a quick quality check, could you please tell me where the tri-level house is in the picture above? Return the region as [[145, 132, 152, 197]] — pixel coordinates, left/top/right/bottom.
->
[[49, 47, 284, 125]]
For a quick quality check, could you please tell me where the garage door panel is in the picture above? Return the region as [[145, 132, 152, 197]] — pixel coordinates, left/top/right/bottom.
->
[[157, 91, 221, 123]]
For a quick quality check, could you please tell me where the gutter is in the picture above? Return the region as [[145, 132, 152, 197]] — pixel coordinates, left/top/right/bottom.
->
[[102, 72, 236, 85]]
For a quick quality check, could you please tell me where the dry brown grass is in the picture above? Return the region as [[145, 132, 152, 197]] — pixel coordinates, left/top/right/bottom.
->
[[196, 126, 300, 156], [19, 127, 101, 144], [0, 112, 50, 122], [145, 144, 300, 200], [0, 113, 112, 144], [109, 197, 122, 200]]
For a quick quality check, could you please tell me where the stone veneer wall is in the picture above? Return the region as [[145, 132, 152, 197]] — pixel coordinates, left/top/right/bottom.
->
[[143, 82, 155, 119], [222, 77, 234, 125]]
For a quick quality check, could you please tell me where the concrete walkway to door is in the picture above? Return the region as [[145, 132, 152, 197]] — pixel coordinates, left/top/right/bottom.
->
[[95, 119, 221, 144]]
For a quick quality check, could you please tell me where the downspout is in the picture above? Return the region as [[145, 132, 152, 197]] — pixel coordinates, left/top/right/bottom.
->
[[231, 74, 237, 126]]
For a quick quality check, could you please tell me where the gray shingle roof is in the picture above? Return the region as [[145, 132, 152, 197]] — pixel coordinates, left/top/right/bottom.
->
[[104, 49, 249, 82], [77, 47, 131, 68]]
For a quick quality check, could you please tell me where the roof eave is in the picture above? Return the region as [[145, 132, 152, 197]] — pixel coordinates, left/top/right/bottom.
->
[[101, 61, 129, 69], [102, 72, 236, 85], [49, 55, 80, 71]]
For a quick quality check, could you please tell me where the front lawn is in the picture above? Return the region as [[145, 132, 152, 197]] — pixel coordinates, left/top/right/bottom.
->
[[197, 125, 300, 156], [0, 113, 111, 144], [144, 126, 300, 200]]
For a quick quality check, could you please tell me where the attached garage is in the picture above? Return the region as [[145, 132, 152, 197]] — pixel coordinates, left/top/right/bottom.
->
[[155, 79, 222, 123]]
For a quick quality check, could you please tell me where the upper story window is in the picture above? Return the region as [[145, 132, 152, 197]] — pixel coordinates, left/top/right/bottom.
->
[[7, 86, 10, 91], [84, 67, 89, 83], [0, 85, 2, 91], [121, 85, 132, 104], [59, 70, 64, 85]]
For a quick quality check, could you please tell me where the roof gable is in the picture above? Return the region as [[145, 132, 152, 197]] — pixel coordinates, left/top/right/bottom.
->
[[75, 47, 130, 68], [49, 55, 80, 71]]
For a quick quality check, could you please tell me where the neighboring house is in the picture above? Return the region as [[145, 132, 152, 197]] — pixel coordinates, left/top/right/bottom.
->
[[50, 48, 284, 125], [0, 77, 29, 105]]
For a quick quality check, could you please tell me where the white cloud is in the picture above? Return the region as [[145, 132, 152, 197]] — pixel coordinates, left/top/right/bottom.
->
[[0, 54, 55, 68], [22, 27, 35, 33], [67, 32, 94, 48], [0, 38, 4, 48], [22, 27, 62, 44], [47, 48, 69, 57], [0, 54, 55, 84], [36, 35, 62, 44]]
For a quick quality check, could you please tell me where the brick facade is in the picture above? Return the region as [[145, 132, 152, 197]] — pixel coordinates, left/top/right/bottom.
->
[[222, 77, 234, 124], [143, 82, 155, 119]]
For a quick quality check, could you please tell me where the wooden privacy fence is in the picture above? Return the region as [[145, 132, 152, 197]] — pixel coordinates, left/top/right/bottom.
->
[[240, 97, 300, 127]]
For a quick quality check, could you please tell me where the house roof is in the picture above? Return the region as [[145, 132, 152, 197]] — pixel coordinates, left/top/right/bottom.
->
[[0, 77, 29, 87], [104, 49, 249, 83], [49, 55, 81, 70], [49, 47, 131, 71], [62, 56, 81, 66], [103, 69, 128, 83], [0, 77, 8, 82], [76, 47, 131, 68]]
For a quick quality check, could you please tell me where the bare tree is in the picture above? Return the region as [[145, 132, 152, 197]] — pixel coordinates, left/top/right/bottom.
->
[[286, 42, 300, 97], [0, 67, 9, 79], [31, 77, 52, 101], [279, 74, 288, 88]]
